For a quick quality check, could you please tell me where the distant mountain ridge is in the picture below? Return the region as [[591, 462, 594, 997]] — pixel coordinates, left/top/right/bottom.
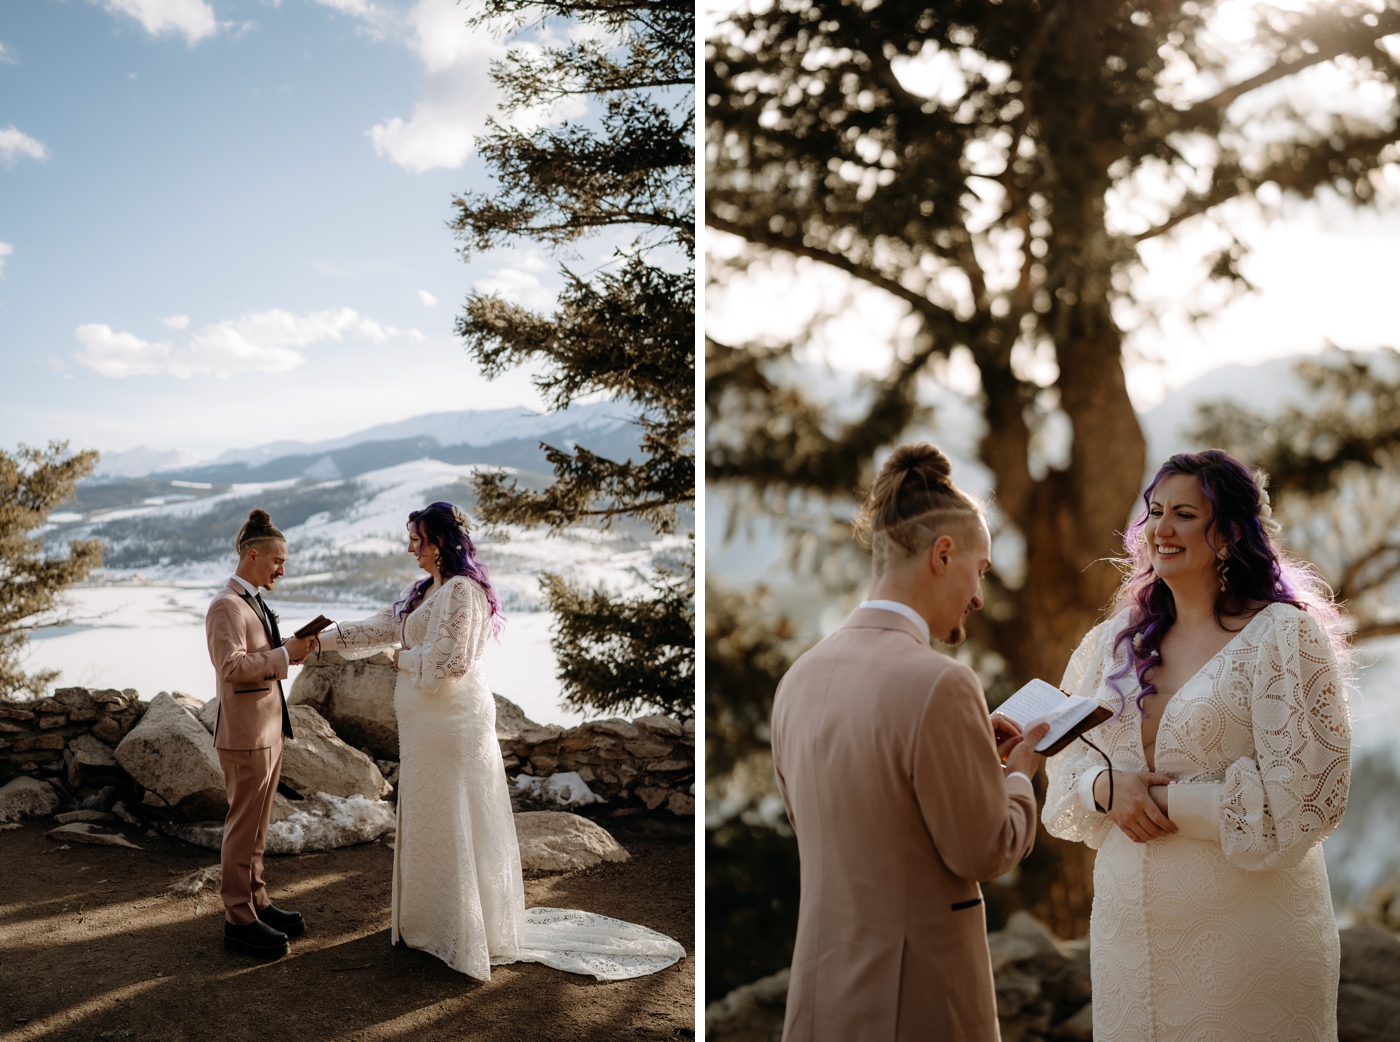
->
[[91, 401, 640, 484]]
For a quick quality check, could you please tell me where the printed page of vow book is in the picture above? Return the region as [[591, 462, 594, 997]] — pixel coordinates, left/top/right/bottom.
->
[[995, 678, 1112, 755]]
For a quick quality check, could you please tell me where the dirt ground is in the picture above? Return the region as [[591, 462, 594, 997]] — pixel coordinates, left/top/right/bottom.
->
[[0, 814, 694, 1042]]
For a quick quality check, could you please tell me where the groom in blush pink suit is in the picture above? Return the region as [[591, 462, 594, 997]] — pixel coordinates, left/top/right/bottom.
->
[[206, 509, 320, 959], [771, 444, 1047, 1042]]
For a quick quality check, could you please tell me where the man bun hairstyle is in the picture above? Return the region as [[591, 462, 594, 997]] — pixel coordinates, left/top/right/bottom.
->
[[235, 508, 285, 558], [854, 443, 983, 576]]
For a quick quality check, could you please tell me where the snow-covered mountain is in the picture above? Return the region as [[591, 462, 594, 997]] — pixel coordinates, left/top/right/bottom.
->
[[93, 446, 208, 479], [49, 400, 679, 611], [204, 402, 632, 467], [1139, 353, 1321, 468], [205, 400, 630, 462], [84, 401, 639, 485]]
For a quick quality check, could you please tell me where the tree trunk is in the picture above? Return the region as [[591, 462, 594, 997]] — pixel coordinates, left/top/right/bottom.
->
[[974, 295, 1146, 937]]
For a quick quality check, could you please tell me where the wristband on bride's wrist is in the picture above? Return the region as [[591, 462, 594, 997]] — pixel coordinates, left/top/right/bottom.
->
[[1081, 734, 1114, 812]]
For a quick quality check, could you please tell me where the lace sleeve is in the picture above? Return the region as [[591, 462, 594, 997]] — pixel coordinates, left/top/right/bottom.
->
[[323, 585, 412, 657], [1192, 607, 1351, 871], [1043, 621, 1116, 850], [397, 576, 488, 686]]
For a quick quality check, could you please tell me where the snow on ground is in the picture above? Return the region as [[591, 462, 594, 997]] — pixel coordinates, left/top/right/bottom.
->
[[25, 456, 682, 733], [19, 583, 586, 727], [78, 458, 681, 605]]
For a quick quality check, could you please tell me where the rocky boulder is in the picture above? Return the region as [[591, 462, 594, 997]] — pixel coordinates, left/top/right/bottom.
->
[[0, 776, 59, 822], [1339, 925, 1400, 1042], [704, 968, 790, 1042], [195, 697, 219, 734], [114, 692, 228, 821], [64, 732, 122, 789], [163, 792, 395, 854], [46, 821, 142, 849], [288, 650, 400, 758], [513, 810, 630, 872], [495, 695, 539, 737], [706, 917, 1400, 1042], [289, 648, 540, 760], [279, 705, 392, 801]]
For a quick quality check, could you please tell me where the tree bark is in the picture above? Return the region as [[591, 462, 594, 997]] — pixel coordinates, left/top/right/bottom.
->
[[972, 294, 1146, 937]]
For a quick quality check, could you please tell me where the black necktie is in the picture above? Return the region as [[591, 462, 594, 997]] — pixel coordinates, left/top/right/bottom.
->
[[254, 593, 282, 646]]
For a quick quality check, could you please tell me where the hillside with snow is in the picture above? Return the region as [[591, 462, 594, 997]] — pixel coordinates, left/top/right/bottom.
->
[[53, 402, 681, 611]]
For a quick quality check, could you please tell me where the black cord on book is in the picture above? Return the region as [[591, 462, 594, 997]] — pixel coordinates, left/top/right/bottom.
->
[[1079, 734, 1114, 812]]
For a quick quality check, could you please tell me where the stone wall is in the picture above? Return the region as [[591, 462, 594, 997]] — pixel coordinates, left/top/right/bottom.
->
[[500, 715, 695, 814], [0, 688, 146, 790], [2, 665, 697, 817], [292, 649, 695, 815]]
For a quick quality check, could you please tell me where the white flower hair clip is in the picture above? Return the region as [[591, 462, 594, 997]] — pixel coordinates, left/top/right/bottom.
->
[[1131, 632, 1159, 658], [1253, 468, 1283, 539]]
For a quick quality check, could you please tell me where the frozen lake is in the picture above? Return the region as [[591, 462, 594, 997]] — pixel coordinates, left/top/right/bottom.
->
[[19, 582, 586, 728]]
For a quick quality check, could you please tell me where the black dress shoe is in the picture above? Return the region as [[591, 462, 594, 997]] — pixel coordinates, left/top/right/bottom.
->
[[257, 904, 305, 936], [224, 919, 289, 959]]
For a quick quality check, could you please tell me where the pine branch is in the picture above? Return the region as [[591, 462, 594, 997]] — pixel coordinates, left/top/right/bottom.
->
[[0, 442, 102, 696], [706, 214, 973, 340], [544, 565, 694, 719], [1180, 10, 1400, 123]]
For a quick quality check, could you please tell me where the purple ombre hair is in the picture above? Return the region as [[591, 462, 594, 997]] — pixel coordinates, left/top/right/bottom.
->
[[395, 501, 504, 637], [1104, 450, 1344, 718]]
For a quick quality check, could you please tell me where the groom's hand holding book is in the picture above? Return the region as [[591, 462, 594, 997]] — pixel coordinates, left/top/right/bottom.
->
[[284, 615, 333, 665], [991, 715, 1051, 778], [997, 678, 1175, 842]]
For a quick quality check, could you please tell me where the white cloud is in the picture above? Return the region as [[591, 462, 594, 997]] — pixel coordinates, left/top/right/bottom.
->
[[0, 126, 49, 167], [0, 242, 12, 277], [417, 289, 439, 307], [76, 307, 421, 379], [474, 252, 555, 309], [317, 0, 579, 173], [315, 0, 385, 19], [0, 41, 17, 64], [160, 314, 190, 330], [95, 0, 220, 45]]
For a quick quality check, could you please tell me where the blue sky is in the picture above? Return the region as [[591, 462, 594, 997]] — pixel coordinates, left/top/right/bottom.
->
[[1, 0, 601, 458]]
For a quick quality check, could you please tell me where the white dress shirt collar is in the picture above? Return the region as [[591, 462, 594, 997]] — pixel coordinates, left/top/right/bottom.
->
[[857, 599, 931, 643], [230, 574, 261, 599]]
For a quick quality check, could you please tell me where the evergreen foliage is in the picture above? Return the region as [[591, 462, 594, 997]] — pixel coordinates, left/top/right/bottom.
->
[[707, 1, 1400, 936], [0, 443, 102, 698], [454, 0, 694, 719], [1194, 348, 1400, 641]]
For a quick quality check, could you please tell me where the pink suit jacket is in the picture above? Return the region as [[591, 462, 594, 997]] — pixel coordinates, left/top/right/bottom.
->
[[205, 579, 291, 750], [771, 608, 1038, 1042]]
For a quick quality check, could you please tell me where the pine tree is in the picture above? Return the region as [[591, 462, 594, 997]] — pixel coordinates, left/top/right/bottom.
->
[[0, 443, 103, 698], [708, 0, 1400, 936], [1194, 348, 1400, 641], [453, 0, 694, 719]]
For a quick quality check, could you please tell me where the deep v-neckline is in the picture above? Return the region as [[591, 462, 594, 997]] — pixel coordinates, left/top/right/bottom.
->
[[399, 578, 453, 645], [410, 577, 454, 615], [1138, 604, 1274, 769]]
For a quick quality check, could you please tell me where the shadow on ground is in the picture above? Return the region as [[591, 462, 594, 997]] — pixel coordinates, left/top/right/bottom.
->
[[0, 815, 694, 1041]]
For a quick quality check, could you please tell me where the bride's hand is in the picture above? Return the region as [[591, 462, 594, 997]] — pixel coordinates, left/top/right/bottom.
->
[[1094, 770, 1177, 843]]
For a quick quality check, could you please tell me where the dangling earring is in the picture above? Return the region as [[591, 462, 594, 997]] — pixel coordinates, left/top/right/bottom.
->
[[1216, 547, 1230, 592]]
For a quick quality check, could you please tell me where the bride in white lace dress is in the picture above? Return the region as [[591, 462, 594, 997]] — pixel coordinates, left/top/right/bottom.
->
[[1044, 451, 1350, 1042], [323, 501, 685, 982]]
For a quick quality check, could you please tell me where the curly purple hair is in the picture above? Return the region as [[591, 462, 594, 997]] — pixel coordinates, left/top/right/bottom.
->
[[395, 501, 504, 637], [1104, 449, 1343, 718]]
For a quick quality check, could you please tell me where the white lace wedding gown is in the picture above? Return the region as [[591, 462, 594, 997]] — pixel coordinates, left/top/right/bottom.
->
[[1044, 602, 1351, 1042], [326, 574, 686, 982]]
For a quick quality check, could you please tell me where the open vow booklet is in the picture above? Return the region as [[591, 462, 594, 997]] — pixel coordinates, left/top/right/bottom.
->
[[996, 679, 1113, 756]]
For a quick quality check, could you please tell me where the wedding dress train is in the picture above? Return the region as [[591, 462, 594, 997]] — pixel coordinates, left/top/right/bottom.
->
[[327, 575, 685, 981]]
